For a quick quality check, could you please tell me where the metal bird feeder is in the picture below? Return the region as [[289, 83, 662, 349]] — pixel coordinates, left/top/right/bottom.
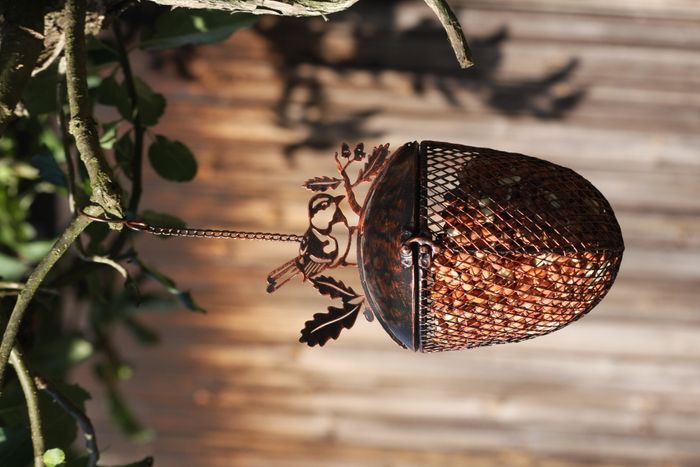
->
[[87, 141, 624, 352]]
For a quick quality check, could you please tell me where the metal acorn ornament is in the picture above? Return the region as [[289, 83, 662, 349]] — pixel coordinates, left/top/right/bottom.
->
[[84, 141, 624, 352]]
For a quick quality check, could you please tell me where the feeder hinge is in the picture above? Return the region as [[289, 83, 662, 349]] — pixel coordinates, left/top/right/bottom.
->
[[400, 236, 440, 268]]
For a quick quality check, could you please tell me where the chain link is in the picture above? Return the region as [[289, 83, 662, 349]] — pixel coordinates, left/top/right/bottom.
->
[[141, 225, 303, 243]]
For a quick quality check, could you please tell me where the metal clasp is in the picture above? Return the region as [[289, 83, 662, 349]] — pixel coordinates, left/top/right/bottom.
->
[[400, 236, 440, 268]]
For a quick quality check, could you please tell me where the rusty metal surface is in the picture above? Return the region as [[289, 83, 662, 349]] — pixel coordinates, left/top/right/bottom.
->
[[418, 141, 624, 352], [358, 142, 420, 350]]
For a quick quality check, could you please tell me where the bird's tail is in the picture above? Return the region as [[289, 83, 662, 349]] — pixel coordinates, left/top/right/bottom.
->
[[266, 258, 300, 293]]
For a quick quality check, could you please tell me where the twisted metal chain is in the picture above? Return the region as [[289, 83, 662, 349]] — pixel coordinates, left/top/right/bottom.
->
[[141, 225, 303, 242], [80, 210, 302, 243]]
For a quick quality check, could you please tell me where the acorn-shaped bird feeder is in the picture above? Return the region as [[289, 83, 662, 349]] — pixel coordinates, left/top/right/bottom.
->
[[87, 141, 624, 352]]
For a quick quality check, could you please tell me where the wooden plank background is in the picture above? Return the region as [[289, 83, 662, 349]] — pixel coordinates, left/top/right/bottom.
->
[[79, 1, 700, 465]]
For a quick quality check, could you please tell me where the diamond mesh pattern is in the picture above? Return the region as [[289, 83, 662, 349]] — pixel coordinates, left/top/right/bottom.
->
[[418, 142, 624, 352]]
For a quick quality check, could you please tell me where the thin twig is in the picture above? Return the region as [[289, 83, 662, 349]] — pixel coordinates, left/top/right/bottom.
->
[[0, 282, 59, 296], [57, 70, 82, 212], [0, 1, 45, 136], [64, 0, 124, 219], [0, 207, 99, 391], [35, 375, 100, 467], [423, 0, 473, 68], [9, 347, 45, 467], [113, 20, 144, 215], [110, 19, 146, 256]]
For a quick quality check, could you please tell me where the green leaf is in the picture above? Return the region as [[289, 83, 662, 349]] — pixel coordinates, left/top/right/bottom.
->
[[114, 132, 134, 179], [41, 383, 91, 449], [16, 239, 55, 262], [22, 65, 58, 115], [96, 76, 130, 118], [31, 149, 67, 187], [105, 385, 154, 442], [0, 424, 31, 467], [175, 291, 206, 314], [138, 260, 206, 313], [100, 122, 120, 149], [124, 316, 160, 345], [84, 221, 110, 249], [141, 9, 257, 50], [134, 78, 165, 126], [86, 36, 119, 66], [0, 381, 91, 467], [0, 253, 27, 280], [43, 447, 66, 467], [30, 333, 95, 379], [148, 135, 197, 182]]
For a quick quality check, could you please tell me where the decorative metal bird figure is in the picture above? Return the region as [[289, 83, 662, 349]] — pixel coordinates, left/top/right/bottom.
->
[[266, 192, 350, 293]]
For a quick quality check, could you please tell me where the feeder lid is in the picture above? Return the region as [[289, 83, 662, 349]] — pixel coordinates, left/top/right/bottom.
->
[[357, 142, 421, 350]]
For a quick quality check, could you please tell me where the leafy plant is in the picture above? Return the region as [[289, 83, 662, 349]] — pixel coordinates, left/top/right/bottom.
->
[[0, 4, 261, 466]]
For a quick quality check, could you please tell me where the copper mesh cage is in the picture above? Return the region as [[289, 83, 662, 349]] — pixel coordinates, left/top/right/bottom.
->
[[417, 141, 624, 352]]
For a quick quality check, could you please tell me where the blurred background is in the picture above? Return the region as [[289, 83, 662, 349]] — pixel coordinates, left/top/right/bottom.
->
[[79, 0, 700, 465]]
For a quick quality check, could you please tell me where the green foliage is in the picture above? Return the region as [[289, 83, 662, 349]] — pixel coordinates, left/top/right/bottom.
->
[[31, 148, 68, 187], [133, 78, 166, 126], [21, 66, 59, 116], [0, 2, 254, 467], [0, 3, 258, 465], [96, 76, 131, 119], [0, 381, 90, 466], [141, 9, 257, 50], [43, 447, 66, 467], [138, 260, 207, 313], [114, 132, 135, 179], [148, 135, 198, 182], [86, 37, 120, 67]]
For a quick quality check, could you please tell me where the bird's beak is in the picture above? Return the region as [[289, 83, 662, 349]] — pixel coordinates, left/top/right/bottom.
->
[[333, 195, 345, 205]]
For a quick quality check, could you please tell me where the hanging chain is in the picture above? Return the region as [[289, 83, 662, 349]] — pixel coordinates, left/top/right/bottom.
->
[[81, 210, 303, 243]]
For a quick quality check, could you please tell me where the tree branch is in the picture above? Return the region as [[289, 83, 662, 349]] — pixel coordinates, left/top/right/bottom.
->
[[144, 0, 472, 67], [9, 347, 45, 467], [57, 71, 84, 212], [148, 0, 359, 16], [0, 0, 45, 135], [0, 207, 100, 392], [64, 0, 124, 219], [423, 0, 473, 68], [35, 375, 100, 467]]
